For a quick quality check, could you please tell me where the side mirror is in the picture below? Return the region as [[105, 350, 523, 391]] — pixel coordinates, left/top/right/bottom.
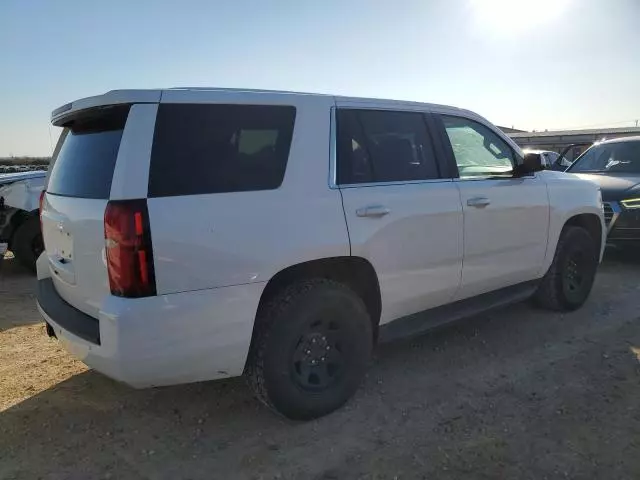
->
[[514, 152, 544, 177]]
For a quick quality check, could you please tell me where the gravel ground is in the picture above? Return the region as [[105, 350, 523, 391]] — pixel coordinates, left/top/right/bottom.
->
[[1, 252, 639, 480]]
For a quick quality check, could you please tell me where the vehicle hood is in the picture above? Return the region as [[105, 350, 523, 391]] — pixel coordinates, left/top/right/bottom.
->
[[572, 173, 640, 201], [0, 170, 47, 187]]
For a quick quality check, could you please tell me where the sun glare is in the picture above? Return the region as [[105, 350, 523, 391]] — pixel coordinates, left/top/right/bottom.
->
[[470, 0, 573, 35]]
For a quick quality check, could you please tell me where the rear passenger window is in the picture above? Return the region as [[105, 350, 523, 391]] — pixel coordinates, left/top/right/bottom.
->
[[148, 104, 296, 197], [336, 109, 439, 185]]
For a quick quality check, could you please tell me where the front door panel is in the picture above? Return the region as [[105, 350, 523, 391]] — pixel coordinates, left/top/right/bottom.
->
[[433, 112, 551, 300], [455, 177, 549, 299]]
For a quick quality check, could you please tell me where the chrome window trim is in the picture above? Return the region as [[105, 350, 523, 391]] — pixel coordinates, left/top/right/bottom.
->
[[329, 106, 338, 189], [339, 178, 454, 189], [452, 173, 537, 182]]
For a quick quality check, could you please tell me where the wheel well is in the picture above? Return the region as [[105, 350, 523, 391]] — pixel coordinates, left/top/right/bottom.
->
[[564, 213, 602, 253], [256, 257, 382, 337], [1, 209, 30, 248], [10, 209, 32, 228]]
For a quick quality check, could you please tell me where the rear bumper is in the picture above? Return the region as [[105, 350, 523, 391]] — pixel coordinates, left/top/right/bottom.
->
[[36, 277, 265, 388], [38, 278, 101, 344]]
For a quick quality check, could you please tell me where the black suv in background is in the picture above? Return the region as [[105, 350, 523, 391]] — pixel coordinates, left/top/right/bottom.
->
[[567, 136, 640, 247]]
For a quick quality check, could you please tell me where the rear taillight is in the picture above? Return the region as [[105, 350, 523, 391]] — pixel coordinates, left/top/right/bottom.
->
[[104, 199, 156, 298], [39, 190, 45, 232]]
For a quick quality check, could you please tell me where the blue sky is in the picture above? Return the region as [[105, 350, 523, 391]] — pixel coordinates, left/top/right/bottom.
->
[[1, 0, 639, 156]]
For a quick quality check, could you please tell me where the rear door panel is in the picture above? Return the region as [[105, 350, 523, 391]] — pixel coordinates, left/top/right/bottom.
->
[[341, 182, 463, 323], [334, 104, 463, 324]]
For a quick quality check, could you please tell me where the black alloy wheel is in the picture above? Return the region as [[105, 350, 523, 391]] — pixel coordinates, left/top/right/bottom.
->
[[291, 318, 345, 391], [246, 279, 373, 420]]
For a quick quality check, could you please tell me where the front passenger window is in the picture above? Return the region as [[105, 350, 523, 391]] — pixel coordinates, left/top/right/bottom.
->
[[441, 115, 515, 178]]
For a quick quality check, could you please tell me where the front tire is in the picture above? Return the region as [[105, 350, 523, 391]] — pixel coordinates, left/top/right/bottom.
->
[[12, 216, 43, 273], [246, 279, 373, 420], [535, 226, 598, 311]]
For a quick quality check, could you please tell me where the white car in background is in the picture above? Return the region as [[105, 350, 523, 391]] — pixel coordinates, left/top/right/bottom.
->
[[522, 149, 571, 170], [37, 88, 605, 420], [0, 170, 45, 270]]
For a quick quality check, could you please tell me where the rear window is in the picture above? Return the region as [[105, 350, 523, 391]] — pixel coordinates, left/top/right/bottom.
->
[[148, 104, 296, 197], [47, 105, 130, 199]]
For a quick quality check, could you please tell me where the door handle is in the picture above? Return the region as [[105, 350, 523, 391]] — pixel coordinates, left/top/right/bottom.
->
[[356, 205, 391, 218], [467, 197, 491, 208]]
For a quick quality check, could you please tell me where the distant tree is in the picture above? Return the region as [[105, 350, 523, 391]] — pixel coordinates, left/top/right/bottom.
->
[[0, 157, 51, 166]]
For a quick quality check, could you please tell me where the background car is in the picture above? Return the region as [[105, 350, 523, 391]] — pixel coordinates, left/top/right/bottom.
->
[[567, 136, 640, 248], [523, 149, 560, 169], [0, 170, 45, 271], [522, 149, 576, 171]]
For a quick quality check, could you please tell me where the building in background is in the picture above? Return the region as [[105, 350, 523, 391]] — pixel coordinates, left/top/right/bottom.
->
[[506, 127, 640, 161], [497, 126, 526, 134]]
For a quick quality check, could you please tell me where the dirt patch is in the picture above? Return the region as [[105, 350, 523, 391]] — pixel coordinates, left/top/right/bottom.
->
[[1, 253, 640, 479], [0, 258, 88, 412]]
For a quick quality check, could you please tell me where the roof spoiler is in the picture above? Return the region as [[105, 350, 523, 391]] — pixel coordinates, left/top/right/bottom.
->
[[51, 90, 162, 126]]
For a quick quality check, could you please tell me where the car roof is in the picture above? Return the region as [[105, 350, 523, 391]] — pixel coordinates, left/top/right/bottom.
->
[[597, 135, 640, 145], [172, 88, 476, 117], [0, 170, 47, 186], [52, 87, 480, 125]]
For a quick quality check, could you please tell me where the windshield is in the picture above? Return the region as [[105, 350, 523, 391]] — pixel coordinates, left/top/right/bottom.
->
[[569, 140, 640, 173]]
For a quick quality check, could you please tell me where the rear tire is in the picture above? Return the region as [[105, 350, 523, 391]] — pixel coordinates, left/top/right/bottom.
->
[[246, 279, 373, 420], [535, 226, 598, 311], [12, 216, 43, 273]]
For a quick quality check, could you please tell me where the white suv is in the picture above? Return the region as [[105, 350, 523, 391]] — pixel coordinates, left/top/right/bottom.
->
[[37, 88, 605, 420]]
